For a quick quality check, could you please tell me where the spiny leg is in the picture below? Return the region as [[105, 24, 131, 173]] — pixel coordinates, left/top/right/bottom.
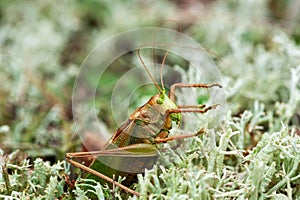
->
[[169, 83, 222, 102], [66, 144, 157, 159], [168, 103, 220, 114], [177, 104, 206, 109], [154, 128, 204, 143], [66, 153, 140, 197]]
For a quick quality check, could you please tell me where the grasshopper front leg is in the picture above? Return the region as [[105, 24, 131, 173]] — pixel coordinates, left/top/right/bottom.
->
[[154, 104, 219, 143], [169, 83, 222, 103]]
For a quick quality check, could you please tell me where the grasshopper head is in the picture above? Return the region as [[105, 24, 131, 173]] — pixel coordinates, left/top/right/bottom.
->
[[155, 92, 182, 124]]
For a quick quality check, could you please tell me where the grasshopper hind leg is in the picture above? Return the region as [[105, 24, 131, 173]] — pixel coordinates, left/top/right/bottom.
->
[[65, 143, 160, 197], [65, 153, 141, 197]]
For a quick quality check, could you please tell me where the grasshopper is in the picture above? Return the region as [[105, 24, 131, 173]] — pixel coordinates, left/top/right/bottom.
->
[[66, 47, 222, 197]]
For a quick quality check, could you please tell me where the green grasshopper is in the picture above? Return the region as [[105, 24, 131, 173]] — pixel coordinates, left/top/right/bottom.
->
[[66, 48, 222, 197]]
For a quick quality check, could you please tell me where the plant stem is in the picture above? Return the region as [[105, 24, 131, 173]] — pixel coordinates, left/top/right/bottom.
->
[[2, 156, 12, 195]]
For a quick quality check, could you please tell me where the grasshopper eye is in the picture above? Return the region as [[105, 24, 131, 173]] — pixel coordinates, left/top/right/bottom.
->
[[156, 99, 164, 104]]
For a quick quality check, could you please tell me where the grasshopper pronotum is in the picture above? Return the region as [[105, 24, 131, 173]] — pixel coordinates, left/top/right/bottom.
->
[[66, 41, 222, 197]]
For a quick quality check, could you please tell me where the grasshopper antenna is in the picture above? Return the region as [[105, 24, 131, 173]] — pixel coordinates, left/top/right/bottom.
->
[[137, 49, 163, 93], [160, 50, 168, 91], [158, 20, 182, 92]]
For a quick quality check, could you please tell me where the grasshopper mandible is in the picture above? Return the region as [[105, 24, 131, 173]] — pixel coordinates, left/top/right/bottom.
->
[[66, 46, 222, 197]]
